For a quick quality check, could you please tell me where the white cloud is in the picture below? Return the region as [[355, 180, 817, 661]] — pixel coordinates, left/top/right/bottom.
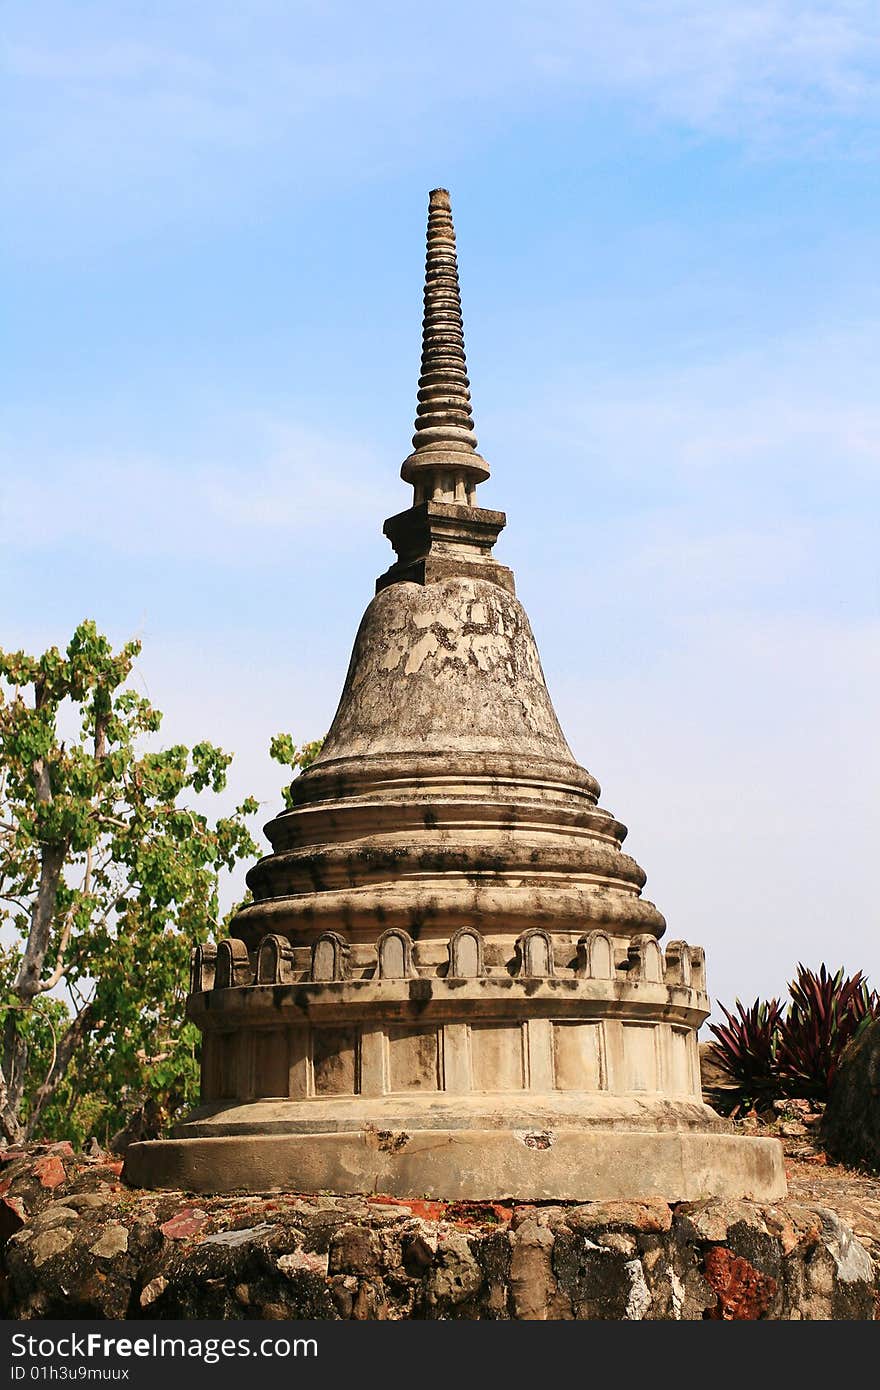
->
[[490, 323, 880, 614], [3, 0, 879, 238], [520, 1, 880, 137], [0, 418, 385, 562], [531, 325, 880, 483]]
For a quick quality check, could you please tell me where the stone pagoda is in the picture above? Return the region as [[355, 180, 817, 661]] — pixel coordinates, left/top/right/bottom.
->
[[129, 190, 784, 1202]]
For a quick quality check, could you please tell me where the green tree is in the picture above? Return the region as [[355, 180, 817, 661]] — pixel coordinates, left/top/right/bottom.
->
[[268, 733, 323, 807], [0, 622, 259, 1144]]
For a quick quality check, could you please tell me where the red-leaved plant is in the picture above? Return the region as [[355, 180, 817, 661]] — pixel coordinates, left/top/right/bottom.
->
[[708, 997, 784, 1108], [775, 964, 879, 1102], [708, 964, 880, 1107]]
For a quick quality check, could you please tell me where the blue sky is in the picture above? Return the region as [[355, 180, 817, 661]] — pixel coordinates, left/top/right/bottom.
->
[[2, 1, 879, 1015]]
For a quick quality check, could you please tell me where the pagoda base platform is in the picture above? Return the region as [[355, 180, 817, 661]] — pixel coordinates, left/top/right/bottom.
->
[[126, 1112, 785, 1203]]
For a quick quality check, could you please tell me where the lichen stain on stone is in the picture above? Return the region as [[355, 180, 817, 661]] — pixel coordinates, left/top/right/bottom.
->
[[409, 979, 433, 1009], [461, 632, 504, 672], [376, 1130, 410, 1154]]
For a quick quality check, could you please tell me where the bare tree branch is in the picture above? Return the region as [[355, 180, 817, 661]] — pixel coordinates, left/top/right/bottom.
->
[[26, 1002, 95, 1138], [38, 846, 94, 995]]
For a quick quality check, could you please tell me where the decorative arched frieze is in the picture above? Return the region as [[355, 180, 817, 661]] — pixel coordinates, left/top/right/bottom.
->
[[688, 945, 707, 993], [447, 927, 485, 978], [214, 938, 252, 989], [311, 931, 352, 983], [514, 928, 555, 978], [190, 942, 217, 994], [256, 933, 296, 985], [576, 929, 614, 980], [663, 940, 692, 988], [376, 928, 417, 980], [627, 934, 663, 983]]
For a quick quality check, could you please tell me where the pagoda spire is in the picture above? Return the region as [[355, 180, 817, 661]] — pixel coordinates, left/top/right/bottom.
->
[[401, 189, 490, 505], [378, 189, 512, 594]]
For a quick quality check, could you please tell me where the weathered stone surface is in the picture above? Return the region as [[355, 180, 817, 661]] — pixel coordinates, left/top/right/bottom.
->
[[203, 1223, 275, 1248], [139, 1275, 167, 1307], [566, 1201, 673, 1235], [821, 1018, 880, 1172], [127, 1126, 785, 1203], [0, 1195, 27, 1243], [277, 1248, 329, 1277], [31, 1205, 79, 1231], [29, 1228, 73, 1267], [64, 1192, 113, 1210], [318, 577, 574, 762], [90, 1223, 129, 1258], [429, 1231, 483, 1307]]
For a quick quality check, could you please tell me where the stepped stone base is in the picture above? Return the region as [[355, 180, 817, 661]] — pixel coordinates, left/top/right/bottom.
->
[[125, 1125, 785, 1203]]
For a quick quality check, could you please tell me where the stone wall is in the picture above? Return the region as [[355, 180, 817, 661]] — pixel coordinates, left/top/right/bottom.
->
[[1, 1145, 875, 1320]]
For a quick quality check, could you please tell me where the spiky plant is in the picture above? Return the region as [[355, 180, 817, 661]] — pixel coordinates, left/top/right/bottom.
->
[[775, 964, 880, 1102], [707, 997, 785, 1109]]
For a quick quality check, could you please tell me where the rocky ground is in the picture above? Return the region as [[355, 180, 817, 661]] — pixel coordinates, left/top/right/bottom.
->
[[752, 1103, 880, 1273], [1, 1109, 878, 1321]]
